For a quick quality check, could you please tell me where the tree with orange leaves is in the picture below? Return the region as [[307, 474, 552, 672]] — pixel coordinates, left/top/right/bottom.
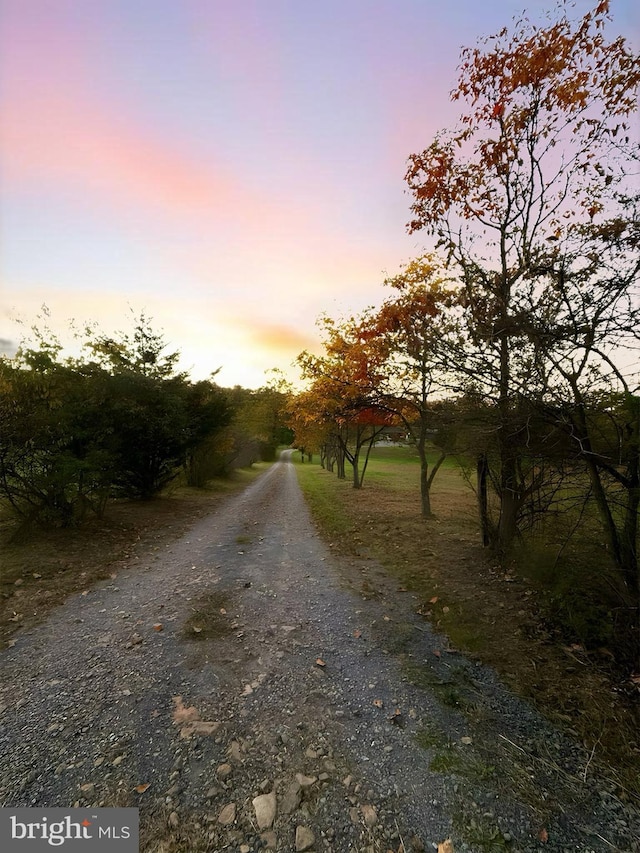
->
[[405, 1, 639, 556], [358, 254, 460, 517], [295, 315, 394, 488]]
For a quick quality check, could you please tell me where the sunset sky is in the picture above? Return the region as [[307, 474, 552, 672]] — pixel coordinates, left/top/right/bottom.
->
[[1, 0, 638, 388]]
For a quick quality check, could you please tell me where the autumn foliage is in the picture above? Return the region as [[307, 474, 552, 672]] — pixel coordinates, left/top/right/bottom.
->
[[290, 1, 640, 668]]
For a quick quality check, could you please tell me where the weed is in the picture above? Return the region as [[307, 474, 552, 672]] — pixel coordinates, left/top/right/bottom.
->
[[382, 621, 415, 654], [456, 812, 511, 852], [415, 722, 448, 750], [429, 744, 496, 781], [181, 591, 232, 641], [402, 660, 453, 691]]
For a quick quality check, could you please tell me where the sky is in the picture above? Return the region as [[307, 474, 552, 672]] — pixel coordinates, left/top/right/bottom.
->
[[1, 0, 638, 389]]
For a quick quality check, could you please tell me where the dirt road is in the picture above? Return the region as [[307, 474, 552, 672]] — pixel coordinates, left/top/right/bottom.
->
[[1, 452, 638, 852]]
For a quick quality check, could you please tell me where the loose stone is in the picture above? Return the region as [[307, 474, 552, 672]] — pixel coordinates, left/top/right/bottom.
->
[[217, 803, 236, 825], [253, 791, 277, 830], [295, 825, 315, 851]]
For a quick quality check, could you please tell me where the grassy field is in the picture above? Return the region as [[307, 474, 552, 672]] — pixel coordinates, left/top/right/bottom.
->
[[294, 444, 640, 801]]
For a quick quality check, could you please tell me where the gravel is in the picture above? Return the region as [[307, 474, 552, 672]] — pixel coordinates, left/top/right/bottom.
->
[[1, 452, 639, 852]]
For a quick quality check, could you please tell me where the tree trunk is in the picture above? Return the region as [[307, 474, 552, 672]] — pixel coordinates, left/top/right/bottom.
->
[[351, 447, 361, 489], [496, 302, 519, 555], [477, 452, 490, 546], [417, 437, 432, 518], [497, 455, 519, 556]]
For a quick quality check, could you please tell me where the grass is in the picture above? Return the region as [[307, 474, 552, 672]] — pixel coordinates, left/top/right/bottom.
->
[[293, 446, 640, 802], [429, 746, 496, 781]]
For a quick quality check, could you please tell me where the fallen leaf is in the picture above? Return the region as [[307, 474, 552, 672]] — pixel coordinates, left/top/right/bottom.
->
[[135, 783, 150, 794], [460, 736, 473, 745], [353, 630, 362, 638], [437, 840, 455, 853], [383, 615, 391, 621], [192, 626, 202, 633], [315, 658, 326, 667], [538, 827, 549, 843], [219, 608, 227, 615], [429, 596, 439, 604], [153, 623, 163, 632], [390, 709, 404, 727]]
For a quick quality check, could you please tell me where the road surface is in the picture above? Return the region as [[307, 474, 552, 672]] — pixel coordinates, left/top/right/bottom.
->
[[1, 452, 637, 852]]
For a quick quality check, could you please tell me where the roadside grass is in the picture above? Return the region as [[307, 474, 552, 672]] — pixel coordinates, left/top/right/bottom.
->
[[0, 464, 269, 650], [293, 448, 640, 802]]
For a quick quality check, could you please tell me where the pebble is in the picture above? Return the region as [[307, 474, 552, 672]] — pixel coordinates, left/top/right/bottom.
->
[[253, 791, 277, 830], [281, 780, 303, 815], [295, 825, 315, 851], [217, 803, 236, 825], [361, 804, 377, 826], [261, 831, 277, 849]]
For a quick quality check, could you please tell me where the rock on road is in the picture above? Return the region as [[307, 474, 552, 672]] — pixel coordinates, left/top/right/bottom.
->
[[1, 452, 638, 852]]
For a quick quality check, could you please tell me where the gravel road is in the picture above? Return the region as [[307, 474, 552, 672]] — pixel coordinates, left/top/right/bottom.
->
[[1, 452, 638, 853]]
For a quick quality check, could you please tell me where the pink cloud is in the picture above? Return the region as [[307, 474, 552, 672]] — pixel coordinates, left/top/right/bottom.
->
[[2, 89, 271, 226]]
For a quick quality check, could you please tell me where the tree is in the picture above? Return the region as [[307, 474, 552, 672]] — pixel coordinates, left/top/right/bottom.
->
[[285, 387, 335, 468], [516, 202, 640, 663], [83, 313, 195, 499], [405, 0, 639, 554], [182, 380, 233, 487], [0, 350, 113, 525], [225, 372, 293, 466], [359, 255, 459, 517], [0, 313, 234, 521], [296, 316, 392, 488]]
